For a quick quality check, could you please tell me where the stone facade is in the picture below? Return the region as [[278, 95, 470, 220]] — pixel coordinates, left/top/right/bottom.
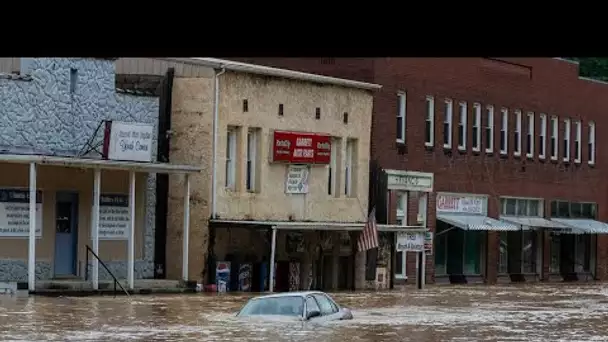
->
[[0, 58, 159, 281]]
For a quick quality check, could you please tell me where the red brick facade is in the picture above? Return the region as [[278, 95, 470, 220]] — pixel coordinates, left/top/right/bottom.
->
[[233, 58, 608, 282]]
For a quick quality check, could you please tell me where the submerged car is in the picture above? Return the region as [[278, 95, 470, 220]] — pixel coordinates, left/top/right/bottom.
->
[[236, 291, 353, 322]]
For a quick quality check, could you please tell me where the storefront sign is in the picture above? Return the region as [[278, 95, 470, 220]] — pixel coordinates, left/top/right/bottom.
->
[[103, 121, 154, 162], [272, 131, 331, 164], [285, 165, 310, 194], [98, 194, 130, 240], [386, 170, 434, 192], [396, 232, 425, 252], [424, 231, 433, 256], [436, 193, 485, 214], [0, 189, 42, 238]]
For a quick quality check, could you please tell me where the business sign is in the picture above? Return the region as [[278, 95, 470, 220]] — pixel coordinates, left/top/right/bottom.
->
[[386, 170, 434, 192], [285, 165, 310, 194], [436, 193, 485, 214], [103, 121, 154, 162], [97, 194, 130, 240], [272, 131, 331, 164], [0, 189, 43, 238], [396, 232, 425, 252], [424, 231, 433, 256]]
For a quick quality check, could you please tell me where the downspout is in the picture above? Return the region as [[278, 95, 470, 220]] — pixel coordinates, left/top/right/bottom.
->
[[211, 66, 226, 218]]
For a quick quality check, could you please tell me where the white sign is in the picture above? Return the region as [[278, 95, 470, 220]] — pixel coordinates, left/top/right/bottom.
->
[[285, 165, 310, 194], [436, 193, 485, 214], [97, 194, 130, 240], [386, 170, 434, 192], [0, 189, 43, 238], [105, 121, 154, 162], [396, 232, 425, 252]]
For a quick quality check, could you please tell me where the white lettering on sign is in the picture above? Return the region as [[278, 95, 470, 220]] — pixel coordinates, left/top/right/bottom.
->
[[296, 137, 313, 147], [285, 165, 310, 194], [436, 194, 485, 214], [386, 170, 434, 192], [276, 139, 291, 149], [396, 232, 425, 252], [106, 121, 154, 162], [0, 189, 43, 238], [293, 148, 315, 158]]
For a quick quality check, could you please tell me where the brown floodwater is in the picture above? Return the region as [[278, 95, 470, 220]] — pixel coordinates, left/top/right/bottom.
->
[[1, 283, 608, 341]]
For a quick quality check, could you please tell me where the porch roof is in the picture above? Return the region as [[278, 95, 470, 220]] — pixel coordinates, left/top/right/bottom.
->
[[209, 219, 429, 232], [0, 153, 201, 174]]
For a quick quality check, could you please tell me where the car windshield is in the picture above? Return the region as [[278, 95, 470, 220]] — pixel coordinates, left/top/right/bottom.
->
[[237, 296, 304, 317]]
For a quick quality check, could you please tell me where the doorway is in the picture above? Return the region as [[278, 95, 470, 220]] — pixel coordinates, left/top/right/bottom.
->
[[54, 192, 79, 277]]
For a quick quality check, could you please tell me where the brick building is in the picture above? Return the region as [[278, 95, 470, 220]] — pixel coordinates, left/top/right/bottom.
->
[[232, 57, 608, 285]]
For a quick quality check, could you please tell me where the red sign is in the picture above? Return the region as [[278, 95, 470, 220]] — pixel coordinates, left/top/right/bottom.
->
[[272, 131, 331, 164]]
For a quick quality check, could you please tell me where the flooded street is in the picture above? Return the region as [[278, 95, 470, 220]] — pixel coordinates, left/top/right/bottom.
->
[[1, 284, 608, 341]]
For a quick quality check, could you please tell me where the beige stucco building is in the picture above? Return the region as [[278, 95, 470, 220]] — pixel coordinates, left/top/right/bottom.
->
[[165, 58, 380, 291]]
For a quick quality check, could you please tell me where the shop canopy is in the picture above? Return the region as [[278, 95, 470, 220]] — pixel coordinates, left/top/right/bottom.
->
[[500, 216, 569, 230], [550, 218, 608, 234], [437, 213, 519, 231]]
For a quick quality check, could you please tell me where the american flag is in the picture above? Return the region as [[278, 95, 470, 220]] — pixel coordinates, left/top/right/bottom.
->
[[357, 207, 379, 252]]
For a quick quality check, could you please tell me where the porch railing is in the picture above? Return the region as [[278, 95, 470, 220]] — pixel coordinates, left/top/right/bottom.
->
[[84, 245, 131, 298]]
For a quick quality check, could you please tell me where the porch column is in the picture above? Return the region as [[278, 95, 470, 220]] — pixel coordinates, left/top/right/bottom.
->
[[269, 226, 278, 292], [91, 169, 101, 290], [27, 162, 37, 291], [182, 174, 190, 281], [127, 171, 136, 289]]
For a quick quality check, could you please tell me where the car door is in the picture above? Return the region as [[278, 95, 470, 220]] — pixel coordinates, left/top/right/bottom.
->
[[312, 294, 342, 321], [305, 296, 323, 321]]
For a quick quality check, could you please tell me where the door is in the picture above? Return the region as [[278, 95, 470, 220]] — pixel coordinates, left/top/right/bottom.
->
[[54, 192, 78, 277]]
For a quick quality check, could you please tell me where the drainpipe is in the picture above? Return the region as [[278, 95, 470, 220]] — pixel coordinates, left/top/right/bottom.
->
[[211, 67, 226, 218]]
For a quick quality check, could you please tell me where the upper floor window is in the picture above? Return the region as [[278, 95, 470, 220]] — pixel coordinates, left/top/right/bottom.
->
[[246, 128, 259, 192], [345, 139, 357, 196], [501, 197, 542, 217], [551, 200, 597, 219], [550, 116, 558, 160], [425, 96, 435, 147], [539, 114, 547, 160], [514, 110, 522, 156], [588, 121, 596, 165], [472, 103, 481, 152], [526, 112, 534, 158], [328, 137, 341, 196], [485, 105, 494, 154], [500, 108, 508, 155], [443, 99, 453, 149], [574, 120, 582, 163], [563, 118, 571, 162], [396, 92, 406, 143], [458, 102, 467, 151], [225, 127, 238, 190]]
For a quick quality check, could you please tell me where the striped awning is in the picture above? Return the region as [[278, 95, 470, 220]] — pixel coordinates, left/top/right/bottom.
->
[[437, 213, 519, 231], [550, 218, 608, 234], [500, 216, 569, 230]]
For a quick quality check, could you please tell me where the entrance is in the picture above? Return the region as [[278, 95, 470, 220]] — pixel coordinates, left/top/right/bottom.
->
[[54, 192, 78, 277]]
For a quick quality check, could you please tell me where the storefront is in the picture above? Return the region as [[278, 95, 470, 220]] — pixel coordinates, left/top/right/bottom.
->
[[434, 192, 518, 284]]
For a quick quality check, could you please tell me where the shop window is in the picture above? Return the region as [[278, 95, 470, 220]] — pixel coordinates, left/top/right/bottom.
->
[[396, 92, 406, 143], [539, 114, 547, 159], [344, 139, 357, 196], [563, 118, 571, 162], [514, 110, 522, 156], [550, 234, 560, 274], [434, 222, 449, 276], [500, 108, 508, 155], [443, 99, 453, 148], [522, 230, 537, 273], [425, 96, 435, 147], [225, 127, 238, 190], [458, 102, 467, 151], [472, 103, 481, 152], [246, 128, 260, 192], [395, 193, 407, 279], [498, 232, 508, 274]]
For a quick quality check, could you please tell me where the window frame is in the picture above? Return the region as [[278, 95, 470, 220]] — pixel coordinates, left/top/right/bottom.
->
[[563, 118, 571, 162], [514, 110, 522, 156], [500, 108, 508, 155], [458, 102, 467, 151], [225, 128, 237, 190], [328, 137, 339, 196], [443, 99, 453, 149], [588, 121, 596, 165], [526, 112, 534, 159], [395, 192, 408, 280], [344, 139, 354, 196], [500, 197, 544, 217], [550, 116, 558, 161], [425, 96, 435, 147], [396, 92, 406, 144], [539, 114, 547, 160], [246, 128, 257, 192], [574, 120, 582, 163], [485, 105, 494, 154], [472, 103, 481, 152]]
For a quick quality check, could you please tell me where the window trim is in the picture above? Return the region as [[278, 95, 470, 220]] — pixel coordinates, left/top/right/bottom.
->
[[574, 120, 582, 164], [563, 118, 571, 162], [539, 114, 547, 160], [526, 112, 534, 159], [443, 99, 453, 149], [485, 105, 494, 154], [472, 103, 481, 152], [225, 128, 237, 190], [396, 92, 406, 144], [246, 128, 257, 192], [458, 102, 467, 151], [500, 108, 508, 155], [550, 116, 558, 161], [344, 139, 354, 196], [500, 196, 544, 217], [589, 121, 596, 165], [514, 110, 522, 156], [425, 96, 435, 147], [328, 137, 339, 196]]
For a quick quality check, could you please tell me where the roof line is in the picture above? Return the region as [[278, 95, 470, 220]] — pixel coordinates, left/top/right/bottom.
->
[[158, 57, 382, 91], [553, 57, 579, 65], [579, 76, 608, 86]]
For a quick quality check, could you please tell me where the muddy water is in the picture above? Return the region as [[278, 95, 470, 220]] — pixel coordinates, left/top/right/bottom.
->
[[1, 284, 608, 341]]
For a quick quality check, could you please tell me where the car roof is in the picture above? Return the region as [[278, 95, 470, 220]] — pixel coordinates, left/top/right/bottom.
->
[[250, 291, 328, 300]]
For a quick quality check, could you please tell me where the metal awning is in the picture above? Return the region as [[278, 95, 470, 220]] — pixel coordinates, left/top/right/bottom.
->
[[437, 213, 519, 231], [209, 219, 429, 232], [500, 216, 569, 230], [550, 218, 608, 234]]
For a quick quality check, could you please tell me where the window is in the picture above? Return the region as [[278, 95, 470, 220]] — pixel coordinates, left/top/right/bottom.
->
[[501, 197, 543, 217], [396, 92, 406, 143], [328, 138, 340, 196], [246, 129, 258, 192], [306, 296, 320, 313], [526, 112, 534, 158], [589, 121, 596, 165], [345, 139, 356, 196], [551, 200, 597, 219], [550, 116, 558, 160], [539, 114, 547, 159], [458, 102, 467, 151], [425, 96, 434, 147], [69, 68, 78, 93], [500, 108, 508, 154], [312, 294, 339, 315], [225, 128, 237, 189], [395, 192, 407, 279], [472, 103, 481, 152], [514, 110, 522, 156], [563, 118, 571, 162], [443, 99, 453, 148], [485, 105, 494, 153], [574, 120, 581, 163]]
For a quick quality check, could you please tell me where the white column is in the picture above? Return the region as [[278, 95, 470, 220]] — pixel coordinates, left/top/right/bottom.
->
[[91, 169, 101, 290], [127, 171, 136, 289], [27, 162, 37, 291], [269, 226, 277, 293], [182, 174, 190, 281]]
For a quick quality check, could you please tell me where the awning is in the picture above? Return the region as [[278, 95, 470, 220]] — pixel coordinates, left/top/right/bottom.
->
[[437, 213, 519, 231], [209, 219, 429, 232], [500, 216, 569, 230], [550, 218, 608, 234]]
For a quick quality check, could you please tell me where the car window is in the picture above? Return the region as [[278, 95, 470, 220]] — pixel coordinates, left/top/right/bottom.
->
[[305, 296, 320, 314], [238, 296, 304, 317], [313, 294, 339, 315]]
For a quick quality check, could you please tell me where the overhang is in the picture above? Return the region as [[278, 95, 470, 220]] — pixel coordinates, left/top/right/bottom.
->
[[209, 219, 428, 232], [550, 218, 608, 234], [500, 216, 569, 230], [437, 213, 519, 231]]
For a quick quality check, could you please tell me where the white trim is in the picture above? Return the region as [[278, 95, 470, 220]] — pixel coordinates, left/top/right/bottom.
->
[[396, 92, 406, 144], [550, 116, 558, 161], [526, 112, 535, 159], [563, 118, 571, 162], [539, 114, 547, 160], [208, 219, 429, 232], [443, 99, 453, 149], [473, 103, 481, 152], [425, 96, 435, 147], [485, 105, 494, 153], [574, 120, 582, 163], [514, 110, 522, 156], [589, 121, 596, 165], [458, 102, 467, 151], [500, 108, 508, 155], [246, 128, 257, 192]]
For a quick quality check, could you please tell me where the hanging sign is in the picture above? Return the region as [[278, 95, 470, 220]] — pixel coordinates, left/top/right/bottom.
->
[[97, 194, 130, 240], [436, 193, 485, 214], [396, 232, 425, 252], [0, 189, 43, 238], [103, 121, 154, 162]]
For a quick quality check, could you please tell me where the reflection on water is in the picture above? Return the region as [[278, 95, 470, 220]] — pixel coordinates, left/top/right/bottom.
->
[[1, 284, 608, 341]]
